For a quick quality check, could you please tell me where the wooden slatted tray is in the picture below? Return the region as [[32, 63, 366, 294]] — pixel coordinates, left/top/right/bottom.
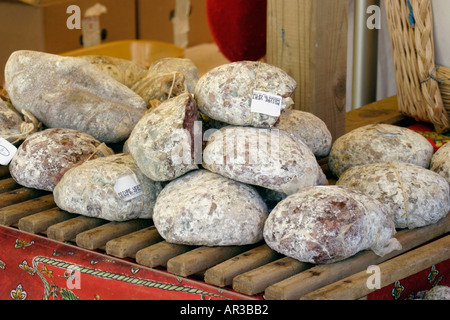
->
[[1, 160, 449, 300]]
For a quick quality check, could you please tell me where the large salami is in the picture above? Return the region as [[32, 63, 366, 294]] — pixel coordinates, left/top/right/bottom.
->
[[152, 170, 269, 246], [195, 61, 297, 128], [9, 128, 113, 192], [263, 186, 402, 264], [336, 162, 450, 229], [53, 153, 163, 222], [5, 50, 147, 143], [202, 126, 327, 195]]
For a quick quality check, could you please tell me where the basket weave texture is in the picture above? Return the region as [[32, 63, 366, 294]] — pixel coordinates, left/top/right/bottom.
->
[[385, 0, 450, 133]]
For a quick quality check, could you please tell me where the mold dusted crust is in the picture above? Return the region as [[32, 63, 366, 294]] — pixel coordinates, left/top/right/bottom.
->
[[9, 128, 113, 192], [78, 55, 148, 89], [53, 153, 163, 222], [147, 57, 199, 93], [202, 126, 327, 195], [328, 124, 434, 178], [152, 170, 269, 246], [275, 109, 332, 158], [263, 186, 401, 264], [195, 61, 297, 128], [336, 162, 450, 229], [430, 141, 450, 184], [4, 50, 147, 143], [127, 92, 199, 182]]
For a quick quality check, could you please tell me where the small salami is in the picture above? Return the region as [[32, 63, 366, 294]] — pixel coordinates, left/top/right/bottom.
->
[[275, 109, 332, 158]]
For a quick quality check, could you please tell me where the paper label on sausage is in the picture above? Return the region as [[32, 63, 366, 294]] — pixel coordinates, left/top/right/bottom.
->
[[250, 90, 282, 117], [0, 138, 17, 166], [114, 174, 144, 201]]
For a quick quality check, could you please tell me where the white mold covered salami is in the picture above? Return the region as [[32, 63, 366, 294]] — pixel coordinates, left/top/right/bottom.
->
[[5, 50, 147, 143], [127, 92, 199, 182], [328, 124, 434, 177], [53, 153, 163, 222], [336, 162, 450, 229], [275, 109, 332, 158], [263, 186, 402, 264], [9, 128, 113, 192], [153, 170, 269, 246], [430, 142, 450, 184], [202, 126, 327, 195], [195, 61, 297, 128]]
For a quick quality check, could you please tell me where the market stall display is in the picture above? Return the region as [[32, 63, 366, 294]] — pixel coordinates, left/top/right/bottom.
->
[[0, 46, 449, 300]]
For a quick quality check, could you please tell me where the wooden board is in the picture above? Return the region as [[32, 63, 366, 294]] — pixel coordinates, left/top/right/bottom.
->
[[267, 0, 348, 141]]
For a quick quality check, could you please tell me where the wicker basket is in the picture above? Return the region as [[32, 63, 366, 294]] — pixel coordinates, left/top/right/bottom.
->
[[385, 0, 450, 133]]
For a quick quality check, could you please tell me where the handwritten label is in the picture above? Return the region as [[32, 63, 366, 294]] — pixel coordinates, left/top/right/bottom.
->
[[114, 174, 144, 201], [0, 138, 17, 166], [250, 90, 282, 117]]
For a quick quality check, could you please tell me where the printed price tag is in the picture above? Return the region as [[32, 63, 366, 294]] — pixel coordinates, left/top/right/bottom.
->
[[114, 173, 144, 201], [0, 137, 17, 166], [250, 90, 282, 117]]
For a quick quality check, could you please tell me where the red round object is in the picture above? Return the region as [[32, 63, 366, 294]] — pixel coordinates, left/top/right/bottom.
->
[[206, 0, 267, 62]]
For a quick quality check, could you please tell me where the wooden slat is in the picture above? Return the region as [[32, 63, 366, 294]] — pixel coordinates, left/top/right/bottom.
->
[[105, 226, 163, 259], [204, 244, 282, 288], [135, 241, 195, 268], [18, 207, 77, 234], [264, 214, 450, 300], [76, 219, 152, 250], [167, 245, 256, 278], [47, 216, 108, 242], [0, 178, 20, 193], [0, 194, 56, 226], [301, 234, 450, 300], [0, 188, 46, 209], [232, 257, 312, 296]]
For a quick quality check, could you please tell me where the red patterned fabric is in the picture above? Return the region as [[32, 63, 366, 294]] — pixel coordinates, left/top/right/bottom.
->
[[408, 122, 450, 152], [367, 259, 450, 300], [0, 226, 258, 300]]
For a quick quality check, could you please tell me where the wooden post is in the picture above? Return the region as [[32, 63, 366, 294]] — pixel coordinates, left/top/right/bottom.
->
[[267, 0, 348, 140]]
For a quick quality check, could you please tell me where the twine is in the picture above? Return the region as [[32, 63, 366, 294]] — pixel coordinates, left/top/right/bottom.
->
[[420, 66, 444, 85], [167, 72, 177, 100]]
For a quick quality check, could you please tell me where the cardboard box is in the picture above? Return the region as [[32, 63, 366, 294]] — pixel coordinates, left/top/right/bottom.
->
[[0, 0, 136, 85], [137, 0, 213, 48]]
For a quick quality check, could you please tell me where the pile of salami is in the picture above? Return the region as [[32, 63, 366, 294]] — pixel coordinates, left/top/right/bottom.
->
[[1, 50, 449, 265]]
